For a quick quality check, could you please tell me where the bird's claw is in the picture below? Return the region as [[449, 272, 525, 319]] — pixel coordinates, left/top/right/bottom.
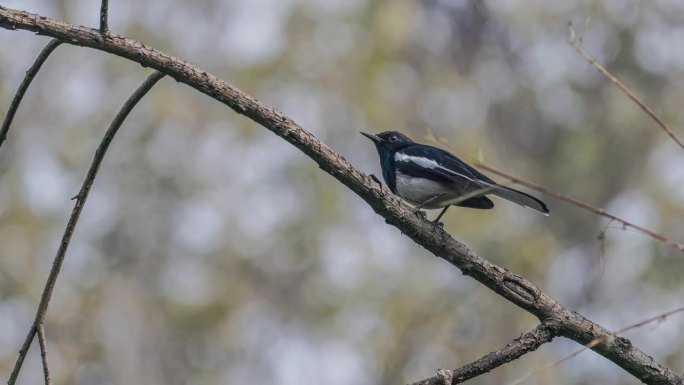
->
[[413, 209, 428, 220]]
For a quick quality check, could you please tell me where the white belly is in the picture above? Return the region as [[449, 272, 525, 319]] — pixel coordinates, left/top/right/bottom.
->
[[395, 173, 456, 208]]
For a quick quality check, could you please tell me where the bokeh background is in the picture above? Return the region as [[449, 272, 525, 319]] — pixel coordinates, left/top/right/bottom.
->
[[1, 0, 684, 384]]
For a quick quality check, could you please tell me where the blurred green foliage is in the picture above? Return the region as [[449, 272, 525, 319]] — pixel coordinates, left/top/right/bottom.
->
[[1, 0, 684, 384]]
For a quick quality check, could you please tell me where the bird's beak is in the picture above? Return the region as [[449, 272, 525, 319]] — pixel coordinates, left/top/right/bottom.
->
[[360, 131, 383, 145]]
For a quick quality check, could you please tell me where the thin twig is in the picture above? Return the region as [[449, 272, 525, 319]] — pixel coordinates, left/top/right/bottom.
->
[[614, 305, 684, 334], [8, 323, 36, 385], [1, 8, 682, 384], [6, 71, 165, 385], [0, 39, 62, 150], [507, 305, 684, 385], [569, 22, 684, 151], [36, 325, 51, 385], [475, 162, 684, 252], [424, 130, 684, 253], [410, 322, 558, 385], [99, 0, 109, 33]]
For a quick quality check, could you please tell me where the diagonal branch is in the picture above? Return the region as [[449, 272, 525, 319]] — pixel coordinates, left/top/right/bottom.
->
[[410, 322, 559, 385], [475, 162, 684, 252], [0, 7, 681, 385], [569, 23, 684, 151], [0, 38, 62, 150], [6, 71, 165, 385], [424, 130, 684, 253], [509, 305, 684, 385], [36, 325, 51, 385]]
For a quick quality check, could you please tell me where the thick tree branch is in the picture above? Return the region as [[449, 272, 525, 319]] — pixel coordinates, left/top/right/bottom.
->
[[511, 305, 684, 385], [6, 70, 165, 385], [410, 322, 559, 385], [0, 7, 681, 385], [0, 38, 62, 150]]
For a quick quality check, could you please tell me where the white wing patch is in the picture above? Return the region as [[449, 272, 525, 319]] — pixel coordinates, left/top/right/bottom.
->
[[394, 152, 475, 182], [394, 152, 439, 168]]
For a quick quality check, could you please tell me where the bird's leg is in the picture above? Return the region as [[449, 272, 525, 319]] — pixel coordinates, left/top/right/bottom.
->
[[433, 206, 449, 223], [413, 195, 444, 221]]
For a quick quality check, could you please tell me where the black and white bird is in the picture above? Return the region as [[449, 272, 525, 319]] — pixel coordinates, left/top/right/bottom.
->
[[361, 131, 549, 222]]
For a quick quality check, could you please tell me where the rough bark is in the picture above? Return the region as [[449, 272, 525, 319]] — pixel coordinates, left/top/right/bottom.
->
[[0, 6, 681, 385], [410, 322, 559, 385]]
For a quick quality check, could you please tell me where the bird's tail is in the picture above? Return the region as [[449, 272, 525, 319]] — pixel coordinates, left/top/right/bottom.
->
[[488, 185, 549, 215]]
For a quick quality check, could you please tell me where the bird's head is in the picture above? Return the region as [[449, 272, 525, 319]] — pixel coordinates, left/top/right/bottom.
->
[[360, 131, 414, 153]]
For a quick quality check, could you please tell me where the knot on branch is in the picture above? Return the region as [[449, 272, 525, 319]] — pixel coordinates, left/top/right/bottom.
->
[[501, 273, 539, 307], [613, 336, 633, 352]]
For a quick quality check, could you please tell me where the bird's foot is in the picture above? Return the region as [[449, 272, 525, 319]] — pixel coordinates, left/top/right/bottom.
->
[[431, 218, 445, 227], [413, 209, 428, 220], [370, 174, 383, 187]]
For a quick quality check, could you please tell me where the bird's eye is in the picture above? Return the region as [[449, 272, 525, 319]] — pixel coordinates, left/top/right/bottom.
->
[[389, 135, 398, 142]]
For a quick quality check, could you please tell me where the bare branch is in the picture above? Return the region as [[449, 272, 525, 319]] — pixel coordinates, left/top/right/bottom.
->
[[6, 71, 165, 385], [615, 305, 684, 334], [410, 322, 559, 385], [509, 305, 684, 385], [99, 0, 109, 33], [474, 162, 684, 252], [7, 324, 35, 385], [36, 325, 51, 385], [424, 130, 684, 253], [0, 38, 62, 150], [569, 22, 684, 151], [0, 7, 681, 384]]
